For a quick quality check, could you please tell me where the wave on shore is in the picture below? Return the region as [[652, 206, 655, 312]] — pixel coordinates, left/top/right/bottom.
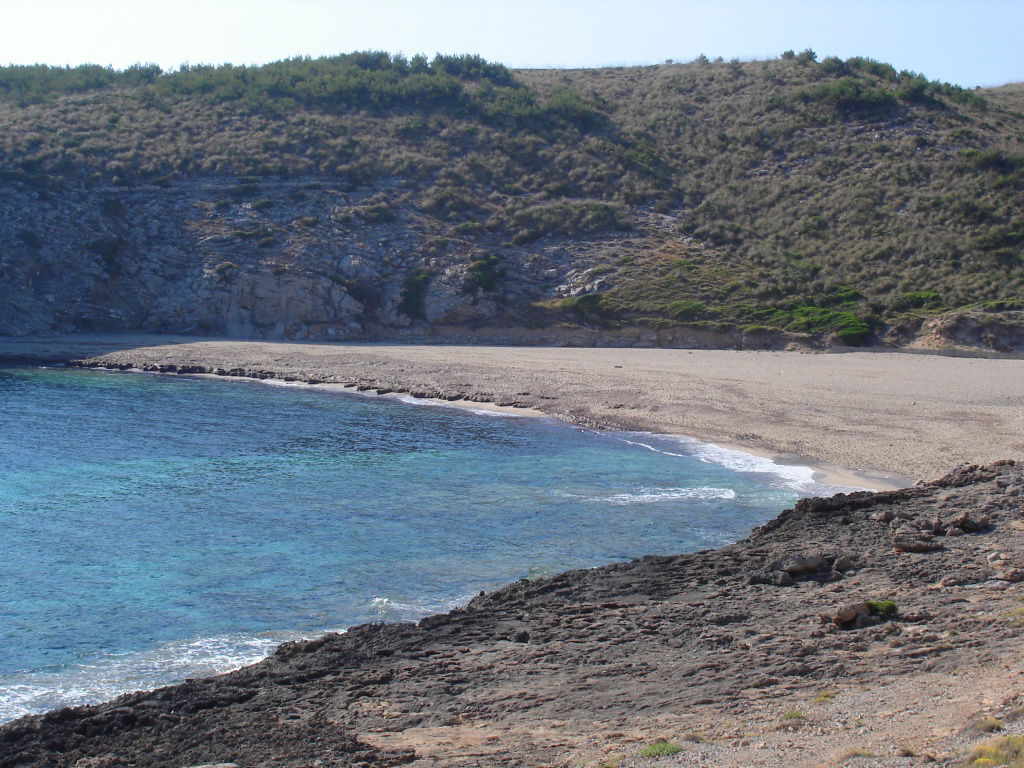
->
[[615, 433, 870, 495], [0, 631, 303, 723]]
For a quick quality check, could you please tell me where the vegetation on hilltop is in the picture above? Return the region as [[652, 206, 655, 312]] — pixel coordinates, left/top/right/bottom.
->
[[0, 51, 1021, 343]]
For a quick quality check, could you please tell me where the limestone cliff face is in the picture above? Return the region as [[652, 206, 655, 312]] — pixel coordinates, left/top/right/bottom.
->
[[912, 310, 1024, 354], [0, 175, 559, 339], [3, 173, 1022, 352]]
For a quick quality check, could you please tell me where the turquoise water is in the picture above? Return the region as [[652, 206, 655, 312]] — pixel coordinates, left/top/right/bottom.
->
[[0, 366, 821, 721]]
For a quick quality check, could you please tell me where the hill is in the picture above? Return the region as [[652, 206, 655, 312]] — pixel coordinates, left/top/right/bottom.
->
[[0, 52, 1021, 348]]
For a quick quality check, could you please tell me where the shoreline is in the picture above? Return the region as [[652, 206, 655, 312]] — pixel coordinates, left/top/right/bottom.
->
[[120, 364, 903, 492], [349, 386, 910, 491], [10, 333, 1017, 479], [4, 333, 1022, 482]]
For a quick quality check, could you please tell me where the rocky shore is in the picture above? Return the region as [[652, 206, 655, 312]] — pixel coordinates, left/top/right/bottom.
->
[[3, 461, 1024, 767]]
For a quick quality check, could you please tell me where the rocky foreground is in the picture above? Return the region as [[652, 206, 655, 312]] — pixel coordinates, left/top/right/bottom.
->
[[3, 461, 1024, 767]]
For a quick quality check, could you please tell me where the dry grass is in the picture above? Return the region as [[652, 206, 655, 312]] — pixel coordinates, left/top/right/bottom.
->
[[966, 734, 1024, 766]]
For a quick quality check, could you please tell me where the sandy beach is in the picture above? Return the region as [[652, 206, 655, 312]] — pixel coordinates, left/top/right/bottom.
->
[[3, 334, 1022, 486]]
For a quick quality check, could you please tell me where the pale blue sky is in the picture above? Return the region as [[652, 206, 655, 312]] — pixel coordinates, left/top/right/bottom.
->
[[2, 0, 1021, 87]]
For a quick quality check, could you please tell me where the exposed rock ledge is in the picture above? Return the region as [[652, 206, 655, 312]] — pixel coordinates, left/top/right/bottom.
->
[[3, 461, 1024, 767]]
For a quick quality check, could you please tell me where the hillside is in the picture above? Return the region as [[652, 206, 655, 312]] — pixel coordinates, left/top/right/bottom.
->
[[1, 52, 1022, 348]]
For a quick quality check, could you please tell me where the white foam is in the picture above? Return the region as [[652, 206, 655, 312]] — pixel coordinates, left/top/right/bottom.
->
[[252, 377, 313, 388], [0, 589, 475, 724], [369, 593, 474, 621], [0, 630, 318, 724], [613, 433, 869, 495], [564, 486, 737, 505], [239, 377, 527, 418], [386, 393, 527, 418]]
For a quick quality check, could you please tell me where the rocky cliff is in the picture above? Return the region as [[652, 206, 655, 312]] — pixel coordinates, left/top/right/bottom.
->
[[0, 175, 563, 339]]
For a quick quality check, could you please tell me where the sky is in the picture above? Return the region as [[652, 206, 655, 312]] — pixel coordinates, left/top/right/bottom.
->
[[1, 0, 1021, 88]]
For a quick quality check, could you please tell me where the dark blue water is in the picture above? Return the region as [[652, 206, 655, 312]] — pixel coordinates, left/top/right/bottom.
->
[[0, 366, 824, 721]]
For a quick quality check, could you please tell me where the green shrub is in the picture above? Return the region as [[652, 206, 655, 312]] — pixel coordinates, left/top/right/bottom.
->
[[99, 197, 126, 217], [971, 716, 1004, 734], [356, 202, 397, 224], [667, 299, 705, 320], [897, 75, 934, 104], [86, 237, 125, 269], [229, 183, 261, 199], [781, 307, 872, 344], [464, 254, 503, 291], [233, 225, 274, 239], [800, 77, 897, 115], [560, 293, 616, 322], [845, 56, 897, 80], [840, 748, 873, 761], [899, 290, 942, 309], [972, 299, 1024, 312], [865, 600, 898, 618], [421, 186, 481, 220], [504, 201, 630, 243], [819, 56, 846, 76], [251, 197, 275, 210], [638, 740, 683, 758], [398, 270, 432, 319], [451, 221, 486, 236], [213, 261, 238, 275], [964, 149, 1024, 174]]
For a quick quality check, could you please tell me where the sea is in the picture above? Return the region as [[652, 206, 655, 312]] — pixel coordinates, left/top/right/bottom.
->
[[0, 365, 852, 723]]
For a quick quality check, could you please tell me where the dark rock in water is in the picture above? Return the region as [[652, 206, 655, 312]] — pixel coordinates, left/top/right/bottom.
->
[[2, 460, 1023, 767]]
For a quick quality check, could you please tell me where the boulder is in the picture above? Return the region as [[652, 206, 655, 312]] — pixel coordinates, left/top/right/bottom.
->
[[748, 570, 795, 587], [770, 553, 825, 576], [892, 532, 944, 553], [834, 603, 869, 624], [832, 602, 883, 630], [948, 511, 990, 532], [832, 554, 856, 572]]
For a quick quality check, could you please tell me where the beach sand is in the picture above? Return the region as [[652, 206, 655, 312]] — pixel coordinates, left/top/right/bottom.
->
[[3, 334, 1022, 486]]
